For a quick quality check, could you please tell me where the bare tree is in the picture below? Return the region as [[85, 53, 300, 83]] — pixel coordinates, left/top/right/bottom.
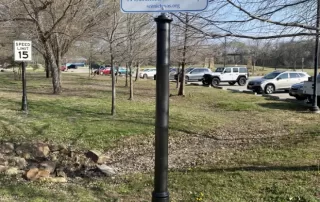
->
[[96, 0, 126, 115], [124, 13, 155, 100], [4, 0, 105, 94]]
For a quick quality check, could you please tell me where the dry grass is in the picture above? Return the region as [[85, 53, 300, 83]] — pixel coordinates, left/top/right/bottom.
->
[[0, 72, 320, 201]]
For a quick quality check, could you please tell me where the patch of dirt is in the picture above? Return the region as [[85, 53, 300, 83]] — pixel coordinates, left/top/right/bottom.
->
[[105, 124, 290, 175]]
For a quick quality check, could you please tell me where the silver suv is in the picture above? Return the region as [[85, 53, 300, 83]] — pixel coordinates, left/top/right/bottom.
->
[[247, 70, 310, 94]]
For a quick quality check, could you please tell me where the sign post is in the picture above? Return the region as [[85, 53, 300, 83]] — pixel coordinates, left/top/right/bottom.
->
[[311, 1, 320, 113], [152, 13, 172, 202], [14, 40, 32, 112], [121, 1, 208, 201]]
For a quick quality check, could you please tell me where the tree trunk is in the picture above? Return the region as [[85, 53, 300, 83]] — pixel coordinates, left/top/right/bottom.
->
[[89, 55, 92, 78], [51, 63, 61, 94], [176, 63, 180, 89], [178, 13, 189, 96], [125, 63, 128, 87], [111, 54, 116, 116], [135, 61, 140, 81], [129, 64, 133, 100], [212, 57, 215, 69], [116, 65, 119, 84], [43, 40, 62, 94], [208, 58, 211, 69], [178, 62, 186, 96], [45, 56, 50, 78]]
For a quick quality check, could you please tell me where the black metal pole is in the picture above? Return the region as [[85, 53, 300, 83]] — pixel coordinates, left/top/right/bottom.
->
[[152, 13, 172, 202], [311, 0, 320, 113], [21, 62, 28, 112]]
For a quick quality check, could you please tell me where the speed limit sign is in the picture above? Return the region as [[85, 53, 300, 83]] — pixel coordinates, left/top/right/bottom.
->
[[14, 40, 32, 62]]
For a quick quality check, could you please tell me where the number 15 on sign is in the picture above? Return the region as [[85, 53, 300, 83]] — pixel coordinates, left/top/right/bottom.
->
[[14, 40, 32, 62]]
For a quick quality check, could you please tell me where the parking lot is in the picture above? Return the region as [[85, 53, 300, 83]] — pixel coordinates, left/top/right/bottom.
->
[[63, 68, 300, 102], [188, 76, 296, 101]]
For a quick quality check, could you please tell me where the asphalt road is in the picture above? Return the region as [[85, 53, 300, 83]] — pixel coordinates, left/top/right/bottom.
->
[[188, 76, 294, 101]]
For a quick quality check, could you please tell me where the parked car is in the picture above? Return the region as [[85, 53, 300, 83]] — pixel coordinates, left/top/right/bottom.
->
[[93, 66, 106, 75], [140, 69, 156, 79], [115, 67, 127, 75], [169, 68, 178, 80], [289, 82, 308, 100], [60, 66, 67, 71], [247, 70, 310, 94], [173, 67, 196, 81], [67, 64, 77, 69], [101, 67, 111, 75], [302, 74, 320, 105], [202, 66, 248, 86], [153, 67, 177, 80]]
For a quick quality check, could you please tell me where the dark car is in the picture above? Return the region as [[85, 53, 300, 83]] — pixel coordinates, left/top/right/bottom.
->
[[289, 82, 308, 100], [154, 67, 177, 80], [67, 64, 77, 69]]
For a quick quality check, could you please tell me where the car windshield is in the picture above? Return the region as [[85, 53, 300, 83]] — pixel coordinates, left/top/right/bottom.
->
[[215, 68, 224, 72], [186, 68, 194, 72], [263, 72, 281, 79]]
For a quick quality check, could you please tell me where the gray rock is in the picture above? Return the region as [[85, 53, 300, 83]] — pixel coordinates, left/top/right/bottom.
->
[[56, 169, 67, 178], [85, 150, 101, 163], [10, 157, 27, 169], [15, 143, 50, 158], [85, 150, 110, 164], [97, 155, 110, 164], [39, 161, 56, 173], [0, 142, 15, 154], [5, 167, 20, 176], [96, 164, 116, 176], [49, 144, 60, 152], [0, 154, 8, 166], [0, 165, 8, 173]]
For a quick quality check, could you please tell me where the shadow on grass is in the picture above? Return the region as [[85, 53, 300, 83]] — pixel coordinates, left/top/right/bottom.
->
[[0, 179, 69, 201], [258, 101, 310, 112], [181, 165, 320, 173]]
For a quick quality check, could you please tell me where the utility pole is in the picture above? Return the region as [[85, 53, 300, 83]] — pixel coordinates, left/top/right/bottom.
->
[[311, 0, 320, 113], [21, 62, 27, 112], [224, 37, 227, 67], [152, 13, 172, 202]]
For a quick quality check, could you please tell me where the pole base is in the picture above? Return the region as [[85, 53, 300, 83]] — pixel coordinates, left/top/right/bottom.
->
[[310, 106, 320, 113], [152, 191, 169, 202]]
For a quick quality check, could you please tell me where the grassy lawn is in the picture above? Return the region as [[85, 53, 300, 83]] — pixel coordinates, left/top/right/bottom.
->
[[0, 72, 320, 201]]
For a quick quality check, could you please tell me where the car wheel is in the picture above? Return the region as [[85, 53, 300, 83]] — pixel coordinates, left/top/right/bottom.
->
[[296, 96, 306, 101], [202, 80, 209, 86], [228, 82, 236, 85], [211, 78, 220, 86], [237, 77, 246, 86], [143, 74, 148, 79], [264, 84, 275, 94]]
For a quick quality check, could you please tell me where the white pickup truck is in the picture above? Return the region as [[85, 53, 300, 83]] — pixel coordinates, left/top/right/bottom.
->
[[302, 75, 320, 104]]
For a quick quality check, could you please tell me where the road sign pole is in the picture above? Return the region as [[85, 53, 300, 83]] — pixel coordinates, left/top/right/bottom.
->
[[152, 13, 172, 202], [311, 0, 320, 113], [21, 62, 28, 112]]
